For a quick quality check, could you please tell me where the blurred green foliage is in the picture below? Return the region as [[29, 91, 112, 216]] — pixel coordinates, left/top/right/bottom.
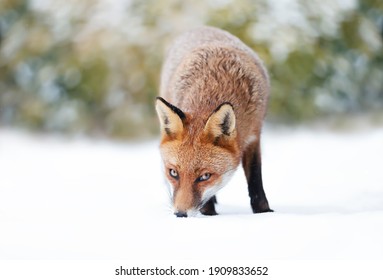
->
[[0, 0, 382, 138]]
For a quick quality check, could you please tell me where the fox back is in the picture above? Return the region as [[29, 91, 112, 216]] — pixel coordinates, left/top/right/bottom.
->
[[156, 26, 272, 217]]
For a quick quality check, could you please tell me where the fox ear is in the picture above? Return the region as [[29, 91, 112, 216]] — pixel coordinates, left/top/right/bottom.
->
[[155, 97, 185, 139], [204, 103, 236, 139]]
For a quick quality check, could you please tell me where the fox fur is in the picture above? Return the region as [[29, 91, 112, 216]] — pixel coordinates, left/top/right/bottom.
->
[[156, 26, 272, 217]]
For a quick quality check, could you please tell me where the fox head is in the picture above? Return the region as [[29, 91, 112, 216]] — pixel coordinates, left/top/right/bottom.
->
[[155, 97, 241, 217]]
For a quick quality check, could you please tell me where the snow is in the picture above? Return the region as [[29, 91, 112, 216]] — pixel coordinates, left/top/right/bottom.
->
[[0, 128, 382, 260]]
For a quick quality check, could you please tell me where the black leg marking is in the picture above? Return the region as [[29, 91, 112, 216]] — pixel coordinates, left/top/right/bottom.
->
[[200, 196, 218, 216], [248, 154, 273, 213]]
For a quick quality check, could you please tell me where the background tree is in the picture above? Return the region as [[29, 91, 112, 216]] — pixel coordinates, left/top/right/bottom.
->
[[1, 0, 382, 138]]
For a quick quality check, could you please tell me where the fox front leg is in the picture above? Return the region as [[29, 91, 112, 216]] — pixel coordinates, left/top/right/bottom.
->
[[242, 140, 273, 213]]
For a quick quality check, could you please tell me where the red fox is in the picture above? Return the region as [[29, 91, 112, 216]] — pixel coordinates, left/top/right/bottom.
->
[[156, 26, 272, 217]]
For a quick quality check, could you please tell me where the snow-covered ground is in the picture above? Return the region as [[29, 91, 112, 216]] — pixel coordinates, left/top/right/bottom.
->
[[0, 127, 382, 260]]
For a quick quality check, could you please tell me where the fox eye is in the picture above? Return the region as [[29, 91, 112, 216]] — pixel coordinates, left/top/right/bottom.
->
[[169, 169, 179, 179], [198, 173, 211, 182]]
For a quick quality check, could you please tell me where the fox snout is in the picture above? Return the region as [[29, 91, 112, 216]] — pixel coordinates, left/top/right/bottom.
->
[[173, 186, 206, 218], [172, 185, 222, 217], [173, 194, 219, 218], [172, 188, 200, 218]]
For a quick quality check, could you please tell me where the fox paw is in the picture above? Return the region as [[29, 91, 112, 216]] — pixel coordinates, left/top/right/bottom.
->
[[251, 198, 274, 213]]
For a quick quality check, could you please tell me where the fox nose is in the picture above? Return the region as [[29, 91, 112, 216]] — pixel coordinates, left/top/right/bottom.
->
[[174, 211, 188, 218]]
